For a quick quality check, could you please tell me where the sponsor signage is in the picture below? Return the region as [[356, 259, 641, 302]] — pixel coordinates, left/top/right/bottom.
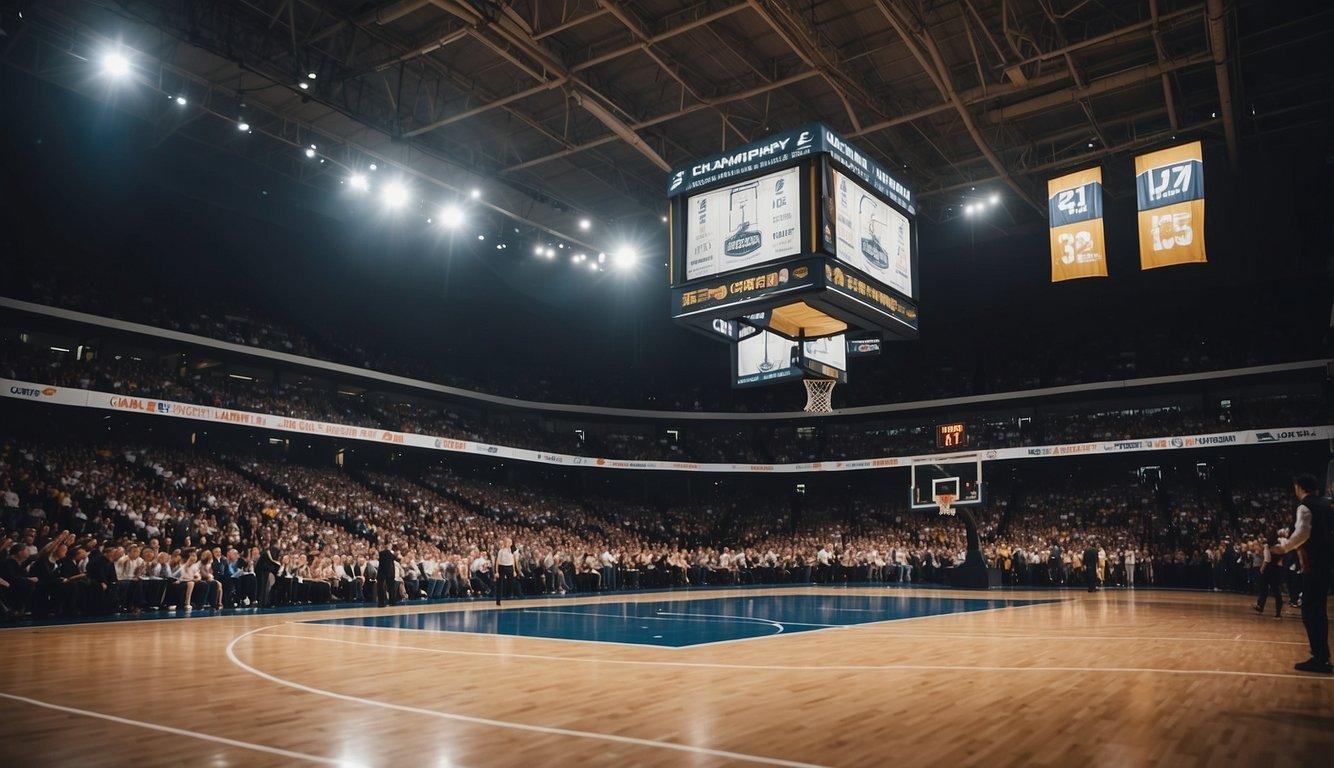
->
[[668, 122, 913, 214], [673, 259, 822, 318], [823, 261, 919, 331], [2, 378, 1329, 474]]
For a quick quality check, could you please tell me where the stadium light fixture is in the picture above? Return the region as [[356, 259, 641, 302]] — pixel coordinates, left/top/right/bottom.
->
[[989, 194, 999, 205], [369, 163, 378, 171], [382, 182, 410, 209], [579, 218, 591, 230], [613, 247, 637, 268], [175, 96, 187, 106], [963, 204, 974, 216], [307, 71, 317, 80], [477, 234, 485, 241], [299, 82, 309, 90], [237, 120, 250, 132], [588, 260, 599, 271], [545, 247, 556, 259], [349, 174, 369, 192], [470, 188, 481, 199], [102, 52, 131, 78], [439, 205, 464, 227], [305, 147, 316, 158]]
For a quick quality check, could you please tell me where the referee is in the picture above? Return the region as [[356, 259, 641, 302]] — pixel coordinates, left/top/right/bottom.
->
[[495, 536, 517, 606]]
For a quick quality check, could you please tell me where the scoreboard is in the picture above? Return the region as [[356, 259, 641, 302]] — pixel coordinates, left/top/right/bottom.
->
[[936, 422, 967, 449], [667, 122, 920, 355]]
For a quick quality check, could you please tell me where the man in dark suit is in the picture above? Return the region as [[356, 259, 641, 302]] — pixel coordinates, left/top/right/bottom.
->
[[0, 544, 37, 617], [255, 541, 282, 608], [377, 544, 399, 608], [85, 545, 119, 614], [1083, 540, 1100, 593]]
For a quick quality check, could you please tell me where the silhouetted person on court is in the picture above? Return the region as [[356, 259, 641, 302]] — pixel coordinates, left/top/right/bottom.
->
[[1271, 474, 1331, 674], [377, 544, 400, 608], [1083, 541, 1099, 592], [255, 540, 282, 608]]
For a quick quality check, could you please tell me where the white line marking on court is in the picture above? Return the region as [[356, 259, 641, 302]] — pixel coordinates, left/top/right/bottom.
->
[[0, 691, 341, 764], [258, 630, 1331, 681], [656, 610, 841, 629], [227, 626, 830, 768]]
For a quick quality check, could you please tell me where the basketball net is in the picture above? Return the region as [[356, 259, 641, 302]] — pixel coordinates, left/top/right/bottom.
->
[[935, 493, 957, 517], [803, 379, 836, 413]]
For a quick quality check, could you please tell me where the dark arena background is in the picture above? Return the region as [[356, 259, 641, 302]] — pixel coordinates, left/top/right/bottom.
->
[[1, 1, 1333, 766]]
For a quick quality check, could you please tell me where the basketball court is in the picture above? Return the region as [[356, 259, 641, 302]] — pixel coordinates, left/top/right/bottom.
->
[[2, 587, 1330, 767]]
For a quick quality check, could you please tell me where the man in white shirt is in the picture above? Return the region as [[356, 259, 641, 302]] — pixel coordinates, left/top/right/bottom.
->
[[494, 537, 516, 606]]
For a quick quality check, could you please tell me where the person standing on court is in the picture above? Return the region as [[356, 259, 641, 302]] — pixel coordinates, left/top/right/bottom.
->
[[1270, 473, 1331, 674], [1255, 528, 1286, 619], [1082, 540, 1099, 593], [495, 536, 517, 606], [255, 540, 282, 609], [377, 543, 400, 608]]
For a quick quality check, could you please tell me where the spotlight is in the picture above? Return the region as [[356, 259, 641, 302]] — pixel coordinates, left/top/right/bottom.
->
[[103, 52, 130, 77], [545, 248, 556, 258], [579, 218, 591, 230], [305, 147, 316, 158], [439, 205, 464, 227], [369, 163, 378, 171], [477, 234, 485, 241], [964, 204, 975, 216], [307, 71, 317, 80], [989, 194, 999, 205], [614, 247, 637, 268], [661, 215, 668, 223], [1087, 141, 1094, 148], [237, 121, 250, 132], [299, 82, 309, 90], [596, 253, 605, 263], [533, 245, 544, 256], [588, 260, 599, 271], [382, 182, 409, 209], [175, 96, 187, 106], [470, 188, 480, 199], [349, 174, 369, 192]]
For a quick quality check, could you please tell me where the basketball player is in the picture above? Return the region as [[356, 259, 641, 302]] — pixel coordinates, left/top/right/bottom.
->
[[494, 536, 517, 606], [1270, 474, 1331, 674]]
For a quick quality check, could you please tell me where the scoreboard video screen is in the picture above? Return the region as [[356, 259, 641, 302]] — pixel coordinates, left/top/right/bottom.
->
[[685, 166, 802, 280], [830, 166, 913, 300]]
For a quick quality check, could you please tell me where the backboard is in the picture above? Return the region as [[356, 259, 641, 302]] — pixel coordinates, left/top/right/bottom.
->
[[910, 453, 983, 510]]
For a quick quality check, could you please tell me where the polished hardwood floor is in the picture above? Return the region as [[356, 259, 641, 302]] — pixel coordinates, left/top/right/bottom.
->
[[1, 587, 1330, 767]]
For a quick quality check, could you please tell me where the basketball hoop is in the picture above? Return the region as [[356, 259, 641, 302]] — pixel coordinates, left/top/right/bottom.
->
[[803, 379, 836, 413], [934, 493, 957, 517]]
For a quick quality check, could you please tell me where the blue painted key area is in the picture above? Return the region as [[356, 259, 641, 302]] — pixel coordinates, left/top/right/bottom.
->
[[312, 593, 1060, 648]]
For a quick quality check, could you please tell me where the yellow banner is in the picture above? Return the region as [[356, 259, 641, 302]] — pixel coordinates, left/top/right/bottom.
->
[[1047, 167, 1107, 282], [1136, 142, 1206, 269]]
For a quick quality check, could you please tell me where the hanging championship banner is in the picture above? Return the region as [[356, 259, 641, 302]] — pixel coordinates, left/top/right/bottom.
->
[[1136, 141, 1207, 269], [1047, 168, 1107, 282]]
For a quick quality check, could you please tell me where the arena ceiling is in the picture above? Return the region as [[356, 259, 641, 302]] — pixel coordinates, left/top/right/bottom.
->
[[3, 0, 1330, 253]]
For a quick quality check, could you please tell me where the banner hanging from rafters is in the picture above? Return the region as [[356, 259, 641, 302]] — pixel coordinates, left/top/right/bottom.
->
[[1047, 167, 1108, 282], [1136, 141, 1207, 269]]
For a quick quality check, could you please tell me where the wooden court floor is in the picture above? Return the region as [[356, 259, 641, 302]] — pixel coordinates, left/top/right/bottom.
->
[[1, 587, 1331, 767]]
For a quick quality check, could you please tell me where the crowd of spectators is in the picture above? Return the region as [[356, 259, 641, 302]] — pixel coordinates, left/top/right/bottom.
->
[[1, 336, 1321, 468], [0, 437, 1310, 621]]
